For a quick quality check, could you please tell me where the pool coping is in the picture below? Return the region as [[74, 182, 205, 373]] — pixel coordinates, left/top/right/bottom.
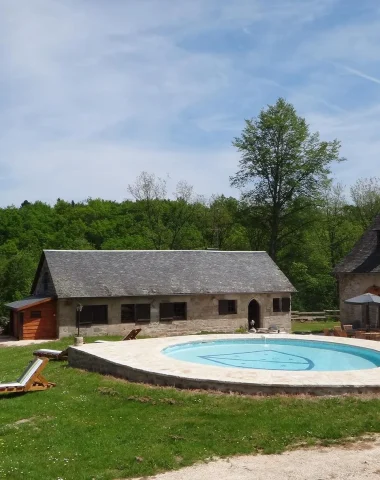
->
[[68, 334, 380, 395]]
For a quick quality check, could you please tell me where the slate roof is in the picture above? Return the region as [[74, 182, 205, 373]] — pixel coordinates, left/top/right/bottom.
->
[[6, 297, 53, 311], [334, 214, 380, 274], [37, 250, 295, 298]]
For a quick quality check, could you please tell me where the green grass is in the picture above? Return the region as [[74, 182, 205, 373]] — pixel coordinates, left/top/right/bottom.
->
[[292, 320, 340, 333], [1, 337, 380, 480]]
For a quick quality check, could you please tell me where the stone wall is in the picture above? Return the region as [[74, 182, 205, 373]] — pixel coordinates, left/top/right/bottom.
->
[[34, 261, 56, 297], [338, 273, 380, 327], [57, 292, 291, 338]]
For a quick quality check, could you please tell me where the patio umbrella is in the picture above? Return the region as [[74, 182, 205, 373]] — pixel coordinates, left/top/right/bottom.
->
[[344, 293, 380, 330]]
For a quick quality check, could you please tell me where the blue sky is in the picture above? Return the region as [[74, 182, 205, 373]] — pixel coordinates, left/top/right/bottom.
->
[[1, 0, 380, 206]]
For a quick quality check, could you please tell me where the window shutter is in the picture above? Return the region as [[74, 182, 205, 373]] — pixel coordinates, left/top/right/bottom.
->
[[160, 303, 174, 320], [218, 300, 229, 315], [136, 304, 151, 321], [121, 304, 135, 323], [282, 297, 291, 312], [173, 303, 186, 320], [273, 298, 281, 313], [81, 305, 108, 324]]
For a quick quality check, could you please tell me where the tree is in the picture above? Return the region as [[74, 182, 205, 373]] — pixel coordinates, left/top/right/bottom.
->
[[127, 172, 169, 249], [166, 181, 199, 249], [230, 98, 344, 260], [350, 177, 380, 229], [127, 172, 199, 249]]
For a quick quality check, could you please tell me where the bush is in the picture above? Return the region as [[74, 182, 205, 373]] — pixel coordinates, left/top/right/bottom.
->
[[0, 315, 10, 334]]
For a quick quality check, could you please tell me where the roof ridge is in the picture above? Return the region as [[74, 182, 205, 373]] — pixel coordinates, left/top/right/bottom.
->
[[44, 249, 268, 253], [334, 213, 380, 274]]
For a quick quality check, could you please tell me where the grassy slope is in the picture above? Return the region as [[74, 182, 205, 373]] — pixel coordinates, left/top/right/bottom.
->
[[292, 321, 340, 333], [1, 337, 380, 480]]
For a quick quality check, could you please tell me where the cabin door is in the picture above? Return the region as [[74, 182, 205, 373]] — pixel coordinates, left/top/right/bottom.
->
[[248, 300, 260, 330], [18, 312, 24, 340]]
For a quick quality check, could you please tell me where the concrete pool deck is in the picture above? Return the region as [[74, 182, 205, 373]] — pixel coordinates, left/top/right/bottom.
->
[[68, 334, 380, 395]]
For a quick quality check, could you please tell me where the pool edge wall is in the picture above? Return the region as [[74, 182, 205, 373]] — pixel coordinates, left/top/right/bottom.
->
[[68, 346, 380, 396]]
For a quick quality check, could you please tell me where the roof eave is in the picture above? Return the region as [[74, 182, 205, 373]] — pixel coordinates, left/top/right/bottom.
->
[[5, 297, 54, 312]]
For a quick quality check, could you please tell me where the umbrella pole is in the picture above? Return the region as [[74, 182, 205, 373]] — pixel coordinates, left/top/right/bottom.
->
[[367, 303, 370, 331]]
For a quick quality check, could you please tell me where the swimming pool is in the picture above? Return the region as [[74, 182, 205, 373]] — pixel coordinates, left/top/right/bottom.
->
[[163, 338, 380, 371], [70, 334, 380, 394]]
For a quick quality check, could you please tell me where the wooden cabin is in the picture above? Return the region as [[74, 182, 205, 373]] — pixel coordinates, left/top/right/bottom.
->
[[5, 249, 295, 339], [7, 297, 57, 340]]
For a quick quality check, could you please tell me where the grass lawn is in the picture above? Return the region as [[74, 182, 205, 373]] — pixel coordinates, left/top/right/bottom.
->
[[292, 320, 340, 333], [1, 337, 380, 480]]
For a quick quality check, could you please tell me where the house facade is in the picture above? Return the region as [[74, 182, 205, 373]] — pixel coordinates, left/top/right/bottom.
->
[[334, 214, 380, 328], [7, 250, 295, 340]]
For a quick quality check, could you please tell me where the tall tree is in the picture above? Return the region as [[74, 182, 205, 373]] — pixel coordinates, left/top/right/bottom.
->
[[127, 172, 169, 249], [350, 177, 380, 229], [230, 98, 344, 260]]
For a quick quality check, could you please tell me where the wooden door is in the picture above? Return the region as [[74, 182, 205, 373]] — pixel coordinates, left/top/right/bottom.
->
[[18, 312, 24, 339], [22, 302, 57, 340]]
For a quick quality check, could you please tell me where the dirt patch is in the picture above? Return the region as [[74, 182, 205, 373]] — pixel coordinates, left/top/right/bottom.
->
[[130, 435, 380, 480]]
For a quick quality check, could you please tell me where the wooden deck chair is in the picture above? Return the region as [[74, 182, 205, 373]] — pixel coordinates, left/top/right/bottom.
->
[[323, 328, 331, 336], [123, 328, 142, 340], [0, 357, 55, 394], [33, 348, 69, 361], [94, 328, 142, 344], [343, 324, 353, 331], [355, 332, 367, 340], [333, 326, 347, 337]]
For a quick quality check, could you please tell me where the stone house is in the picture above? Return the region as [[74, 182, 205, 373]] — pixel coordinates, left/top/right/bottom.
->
[[334, 214, 380, 328], [6, 249, 295, 340]]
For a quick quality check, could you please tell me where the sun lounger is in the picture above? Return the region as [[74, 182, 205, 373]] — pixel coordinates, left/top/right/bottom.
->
[[333, 326, 347, 337], [0, 357, 55, 394], [33, 348, 69, 360], [94, 328, 142, 343], [268, 324, 286, 333], [323, 328, 331, 336], [355, 332, 367, 339]]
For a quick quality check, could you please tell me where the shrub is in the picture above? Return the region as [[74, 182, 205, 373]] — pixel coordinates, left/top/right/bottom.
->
[[0, 315, 10, 334]]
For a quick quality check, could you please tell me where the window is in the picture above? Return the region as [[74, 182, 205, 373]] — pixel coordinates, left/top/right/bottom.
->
[[160, 302, 187, 321], [79, 305, 108, 325], [273, 297, 291, 313], [43, 272, 49, 293], [282, 297, 291, 312], [30, 311, 41, 318], [121, 304, 134, 323], [121, 304, 151, 323], [219, 300, 237, 315], [273, 298, 281, 312]]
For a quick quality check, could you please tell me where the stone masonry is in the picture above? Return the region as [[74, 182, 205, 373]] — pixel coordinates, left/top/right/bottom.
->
[[338, 273, 380, 327], [57, 293, 291, 338]]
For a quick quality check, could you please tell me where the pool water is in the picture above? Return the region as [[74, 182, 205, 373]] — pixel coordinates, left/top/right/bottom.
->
[[163, 339, 380, 371]]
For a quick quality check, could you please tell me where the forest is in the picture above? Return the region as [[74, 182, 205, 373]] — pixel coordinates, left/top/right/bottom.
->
[[1, 99, 379, 318]]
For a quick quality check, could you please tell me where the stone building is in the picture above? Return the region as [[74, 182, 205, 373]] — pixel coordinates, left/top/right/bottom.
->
[[6, 249, 295, 340], [334, 214, 380, 327]]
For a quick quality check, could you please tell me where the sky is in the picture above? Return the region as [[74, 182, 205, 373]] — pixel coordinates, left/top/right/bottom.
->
[[1, 0, 380, 207]]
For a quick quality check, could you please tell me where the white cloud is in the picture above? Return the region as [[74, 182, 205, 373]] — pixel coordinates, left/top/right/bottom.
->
[[1, 0, 380, 206], [337, 64, 380, 86], [4, 141, 238, 205]]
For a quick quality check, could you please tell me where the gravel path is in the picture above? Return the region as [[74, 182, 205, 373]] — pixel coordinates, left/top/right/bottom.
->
[[0, 336, 54, 347], [133, 437, 380, 480]]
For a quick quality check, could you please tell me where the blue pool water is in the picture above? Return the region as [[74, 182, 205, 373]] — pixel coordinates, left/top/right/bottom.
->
[[163, 339, 380, 371]]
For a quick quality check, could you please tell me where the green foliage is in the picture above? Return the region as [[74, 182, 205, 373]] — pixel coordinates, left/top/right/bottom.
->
[[0, 340, 380, 480], [0, 103, 378, 315], [291, 320, 340, 333], [231, 98, 344, 260], [350, 177, 380, 229], [0, 175, 376, 315], [2, 341, 380, 479]]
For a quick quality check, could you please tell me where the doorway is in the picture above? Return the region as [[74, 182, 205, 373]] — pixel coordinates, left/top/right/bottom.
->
[[18, 312, 24, 340], [248, 299, 260, 330]]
